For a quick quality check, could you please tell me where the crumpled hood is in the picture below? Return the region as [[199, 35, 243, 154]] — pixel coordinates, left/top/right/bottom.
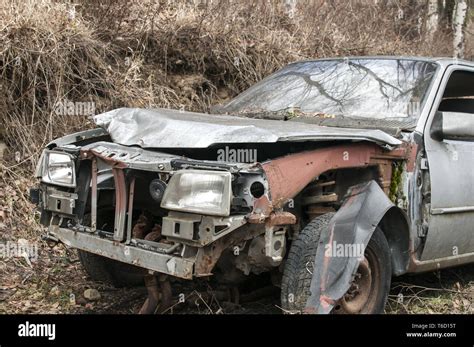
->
[[93, 108, 402, 148]]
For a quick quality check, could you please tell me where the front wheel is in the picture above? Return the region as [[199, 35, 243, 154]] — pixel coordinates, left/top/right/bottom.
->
[[281, 213, 391, 314], [333, 228, 392, 314], [78, 250, 145, 288]]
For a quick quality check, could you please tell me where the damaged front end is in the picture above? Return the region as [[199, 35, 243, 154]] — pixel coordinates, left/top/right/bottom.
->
[[32, 104, 416, 314], [34, 138, 291, 282]]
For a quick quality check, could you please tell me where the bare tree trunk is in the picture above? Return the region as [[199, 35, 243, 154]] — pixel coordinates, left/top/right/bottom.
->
[[425, 0, 439, 43], [453, 0, 468, 58], [284, 0, 297, 19]]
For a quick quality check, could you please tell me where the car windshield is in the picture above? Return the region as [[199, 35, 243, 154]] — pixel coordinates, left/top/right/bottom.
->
[[220, 58, 438, 119]]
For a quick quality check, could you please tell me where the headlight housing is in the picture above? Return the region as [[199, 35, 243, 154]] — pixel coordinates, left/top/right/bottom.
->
[[161, 170, 232, 216], [41, 151, 76, 188]]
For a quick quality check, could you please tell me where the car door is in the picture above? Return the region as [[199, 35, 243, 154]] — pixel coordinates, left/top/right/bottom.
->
[[421, 65, 474, 261]]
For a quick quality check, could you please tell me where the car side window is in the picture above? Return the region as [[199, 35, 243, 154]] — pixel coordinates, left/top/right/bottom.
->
[[437, 70, 474, 114]]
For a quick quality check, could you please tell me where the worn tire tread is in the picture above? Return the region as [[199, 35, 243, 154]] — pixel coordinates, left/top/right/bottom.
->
[[281, 213, 335, 312]]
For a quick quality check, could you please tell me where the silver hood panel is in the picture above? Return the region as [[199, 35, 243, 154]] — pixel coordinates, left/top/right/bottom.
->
[[93, 108, 402, 148]]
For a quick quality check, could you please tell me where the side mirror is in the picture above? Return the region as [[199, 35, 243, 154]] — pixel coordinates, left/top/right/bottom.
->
[[430, 111, 474, 141]]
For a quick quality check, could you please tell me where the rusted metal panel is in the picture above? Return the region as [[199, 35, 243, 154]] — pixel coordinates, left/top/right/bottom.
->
[[248, 195, 273, 223], [80, 147, 128, 169], [139, 275, 172, 314], [267, 212, 296, 226], [194, 224, 265, 276], [262, 143, 376, 208], [403, 143, 417, 172], [262, 142, 411, 209]]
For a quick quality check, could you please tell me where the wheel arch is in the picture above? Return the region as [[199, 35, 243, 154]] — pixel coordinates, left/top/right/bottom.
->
[[305, 180, 408, 313], [378, 206, 411, 276]]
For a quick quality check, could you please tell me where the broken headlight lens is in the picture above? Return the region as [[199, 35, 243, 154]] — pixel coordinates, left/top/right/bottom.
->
[[161, 170, 232, 216], [41, 151, 76, 188]]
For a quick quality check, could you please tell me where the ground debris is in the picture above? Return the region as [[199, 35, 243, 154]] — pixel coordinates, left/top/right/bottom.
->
[[84, 289, 101, 301]]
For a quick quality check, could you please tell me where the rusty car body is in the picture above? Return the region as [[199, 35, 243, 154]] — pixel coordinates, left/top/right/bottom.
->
[[32, 57, 474, 313]]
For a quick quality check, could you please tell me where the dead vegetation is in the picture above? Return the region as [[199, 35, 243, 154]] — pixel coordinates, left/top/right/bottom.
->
[[387, 265, 474, 314], [0, 0, 473, 314], [1, 0, 464, 166]]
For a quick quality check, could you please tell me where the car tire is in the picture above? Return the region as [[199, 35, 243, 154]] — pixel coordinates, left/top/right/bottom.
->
[[281, 212, 391, 314], [78, 250, 144, 288]]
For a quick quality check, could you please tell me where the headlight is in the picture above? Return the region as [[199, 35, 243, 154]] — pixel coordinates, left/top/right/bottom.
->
[[161, 170, 232, 216], [41, 151, 76, 188]]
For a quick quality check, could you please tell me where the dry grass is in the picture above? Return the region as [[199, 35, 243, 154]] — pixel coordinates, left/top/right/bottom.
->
[[0, 0, 472, 314], [387, 265, 474, 314], [0, 0, 464, 168]]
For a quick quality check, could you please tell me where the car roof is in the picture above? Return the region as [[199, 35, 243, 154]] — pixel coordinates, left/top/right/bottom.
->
[[288, 56, 474, 69]]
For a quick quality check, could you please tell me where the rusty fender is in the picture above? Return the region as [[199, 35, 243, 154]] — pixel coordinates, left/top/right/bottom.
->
[[261, 142, 413, 209], [304, 180, 409, 314]]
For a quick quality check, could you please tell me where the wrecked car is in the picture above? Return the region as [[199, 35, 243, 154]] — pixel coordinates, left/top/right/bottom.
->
[[31, 57, 474, 314]]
